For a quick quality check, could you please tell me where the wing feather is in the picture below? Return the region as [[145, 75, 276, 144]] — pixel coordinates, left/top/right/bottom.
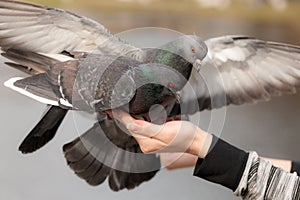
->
[[0, 0, 138, 55], [63, 120, 160, 191], [182, 35, 300, 113]]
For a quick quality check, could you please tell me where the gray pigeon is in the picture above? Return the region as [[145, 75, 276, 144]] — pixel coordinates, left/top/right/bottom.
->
[[2, 33, 206, 146], [1, 0, 300, 191], [0, 0, 208, 191], [0, 0, 207, 154], [3, 45, 201, 114]]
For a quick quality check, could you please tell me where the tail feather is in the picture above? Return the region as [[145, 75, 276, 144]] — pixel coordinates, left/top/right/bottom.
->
[[4, 74, 60, 105], [63, 120, 160, 191], [19, 106, 68, 153]]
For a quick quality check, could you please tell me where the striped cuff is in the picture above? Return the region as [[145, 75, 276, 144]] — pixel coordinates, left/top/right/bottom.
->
[[235, 152, 300, 199]]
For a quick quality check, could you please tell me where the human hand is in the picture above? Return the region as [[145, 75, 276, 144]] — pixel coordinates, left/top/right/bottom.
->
[[113, 110, 212, 158]]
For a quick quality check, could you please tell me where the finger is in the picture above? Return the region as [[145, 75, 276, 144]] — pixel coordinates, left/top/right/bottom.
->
[[112, 110, 152, 137], [112, 109, 134, 126], [112, 109, 165, 139], [133, 136, 167, 154], [131, 132, 149, 140], [129, 122, 164, 139]]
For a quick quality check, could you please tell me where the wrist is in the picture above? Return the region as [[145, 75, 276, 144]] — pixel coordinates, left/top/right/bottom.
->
[[261, 157, 292, 172], [188, 127, 212, 158]]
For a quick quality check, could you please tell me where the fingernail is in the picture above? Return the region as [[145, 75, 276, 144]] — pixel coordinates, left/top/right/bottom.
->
[[127, 123, 141, 132]]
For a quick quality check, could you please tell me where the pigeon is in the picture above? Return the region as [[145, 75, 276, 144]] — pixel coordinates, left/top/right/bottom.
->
[[0, 0, 207, 154], [2, 33, 206, 146], [3, 44, 203, 113], [2, 39, 204, 191], [0, 0, 209, 191], [1, 0, 300, 191]]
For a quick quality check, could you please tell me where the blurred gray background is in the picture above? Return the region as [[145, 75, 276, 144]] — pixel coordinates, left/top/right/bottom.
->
[[0, 0, 300, 199]]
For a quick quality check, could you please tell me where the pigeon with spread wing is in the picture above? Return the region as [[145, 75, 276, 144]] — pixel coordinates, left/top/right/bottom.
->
[[0, 0, 208, 191], [1, 0, 300, 191]]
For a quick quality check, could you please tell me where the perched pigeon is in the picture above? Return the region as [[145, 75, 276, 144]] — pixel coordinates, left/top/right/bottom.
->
[[3, 49, 196, 112], [0, 0, 208, 191], [2, 33, 206, 147], [0, 0, 207, 154], [1, 0, 300, 191]]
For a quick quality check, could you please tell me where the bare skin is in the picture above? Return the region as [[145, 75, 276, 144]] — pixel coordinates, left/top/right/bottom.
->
[[113, 110, 292, 172], [113, 109, 212, 157]]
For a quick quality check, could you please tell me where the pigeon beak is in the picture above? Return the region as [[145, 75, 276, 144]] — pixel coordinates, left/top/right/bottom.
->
[[196, 59, 202, 65], [194, 59, 202, 72], [105, 109, 113, 115]]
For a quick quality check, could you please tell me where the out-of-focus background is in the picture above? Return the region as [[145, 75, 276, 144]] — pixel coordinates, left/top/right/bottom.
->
[[0, 0, 300, 200], [30, 0, 300, 44]]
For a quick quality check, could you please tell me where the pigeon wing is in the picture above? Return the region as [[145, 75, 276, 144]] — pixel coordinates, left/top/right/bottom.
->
[[63, 119, 160, 191], [181, 35, 300, 113], [18, 105, 67, 153], [0, 0, 137, 55]]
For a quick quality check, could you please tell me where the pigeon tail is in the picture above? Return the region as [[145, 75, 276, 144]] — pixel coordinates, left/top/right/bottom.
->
[[4, 74, 60, 106]]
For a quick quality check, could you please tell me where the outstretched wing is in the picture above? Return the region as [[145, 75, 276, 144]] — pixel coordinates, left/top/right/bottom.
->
[[181, 35, 300, 114], [0, 0, 138, 55]]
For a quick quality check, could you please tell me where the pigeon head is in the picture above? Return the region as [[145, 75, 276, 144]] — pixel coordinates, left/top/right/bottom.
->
[[161, 35, 208, 65]]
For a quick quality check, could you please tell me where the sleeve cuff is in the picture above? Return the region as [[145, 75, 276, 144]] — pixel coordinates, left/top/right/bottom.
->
[[193, 135, 249, 191]]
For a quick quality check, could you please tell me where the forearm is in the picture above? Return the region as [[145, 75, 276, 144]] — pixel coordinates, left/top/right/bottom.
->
[[235, 152, 300, 200], [160, 153, 198, 170], [261, 157, 292, 172], [193, 135, 300, 199], [193, 135, 249, 190], [262, 157, 300, 175]]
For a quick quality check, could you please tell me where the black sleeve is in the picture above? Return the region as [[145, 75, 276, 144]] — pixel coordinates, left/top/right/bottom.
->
[[291, 161, 300, 175], [193, 135, 249, 191]]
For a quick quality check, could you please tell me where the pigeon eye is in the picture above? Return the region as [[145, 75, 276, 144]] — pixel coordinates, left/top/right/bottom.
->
[[191, 47, 196, 53], [168, 82, 175, 88]]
